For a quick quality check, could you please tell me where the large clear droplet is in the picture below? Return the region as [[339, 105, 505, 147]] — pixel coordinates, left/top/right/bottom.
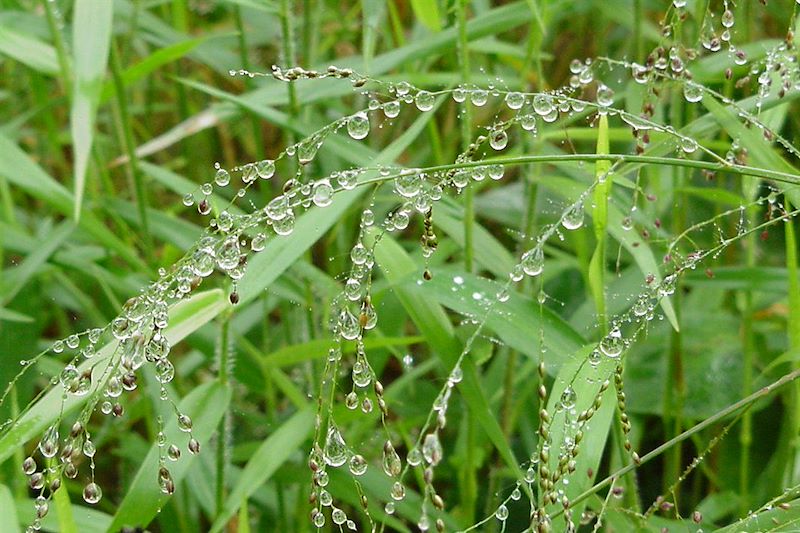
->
[[683, 83, 703, 103], [560, 386, 577, 409], [83, 482, 102, 504], [562, 201, 584, 230], [505, 92, 525, 110], [216, 236, 241, 271], [347, 112, 370, 140], [312, 180, 334, 207], [415, 90, 434, 111], [489, 129, 508, 150], [382, 441, 402, 477], [338, 309, 361, 341], [422, 432, 443, 466], [600, 328, 624, 358], [520, 247, 544, 277], [323, 425, 348, 467]]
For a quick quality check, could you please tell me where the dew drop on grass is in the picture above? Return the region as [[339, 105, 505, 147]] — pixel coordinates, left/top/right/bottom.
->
[[414, 90, 434, 111], [470, 89, 488, 106], [520, 113, 537, 131], [505, 91, 525, 110], [453, 86, 467, 102], [489, 129, 508, 150], [385, 502, 395, 514], [383, 100, 400, 118], [345, 391, 358, 410], [422, 432, 443, 465], [214, 169, 230, 186], [382, 441, 402, 477], [680, 137, 698, 153], [390, 481, 406, 500], [255, 160, 275, 179], [250, 233, 266, 252], [350, 242, 370, 265], [683, 83, 703, 103], [312, 180, 334, 207], [395, 172, 422, 198], [407, 447, 422, 466], [347, 112, 370, 140], [200, 183, 213, 195], [83, 482, 102, 504], [182, 193, 194, 206], [533, 94, 554, 116], [596, 85, 614, 107], [521, 247, 544, 277], [562, 202, 584, 230], [177, 414, 193, 432], [488, 164, 504, 180], [332, 508, 347, 525], [600, 328, 624, 358], [338, 309, 361, 341], [560, 386, 577, 409], [348, 454, 368, 476], [216, 236, 241, 271], [495, 504, 509, 521], [272, 211, 295, 236], [22, 457, 36, 475], [323, 425, 348, 467]]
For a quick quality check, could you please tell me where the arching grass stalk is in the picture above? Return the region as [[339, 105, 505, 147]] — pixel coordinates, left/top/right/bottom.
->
[[559, 366, 800, 519]]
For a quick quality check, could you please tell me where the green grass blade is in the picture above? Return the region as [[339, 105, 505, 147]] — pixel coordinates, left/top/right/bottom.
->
[[208, 409, 314, 533], [70, 0, 113, 221], [53, 485, 78, 533], [589, 114, 611, 333], [0, 25, 59, 75], [410, 0, 441, 32]]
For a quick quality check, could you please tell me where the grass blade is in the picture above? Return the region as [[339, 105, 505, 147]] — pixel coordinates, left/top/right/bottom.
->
[[70, 0, 113, 221]]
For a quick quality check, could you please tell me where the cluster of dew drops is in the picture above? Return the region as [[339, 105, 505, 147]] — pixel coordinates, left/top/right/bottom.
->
[[12, 2, 800, 528]]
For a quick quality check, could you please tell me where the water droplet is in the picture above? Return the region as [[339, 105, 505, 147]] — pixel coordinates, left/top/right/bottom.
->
[[155, 359, 175, 383], [721, 9, 734, 28], [382, 441, 402, 477], [272, 211, 295, 236], [178, 414, 193, 432], [470, 89, 488, 106], [600, 328, 624, 358], [323, 425, 348, 467], [348, 454, 368, 476], [214, 169, 230, 187], [22, 457, 36, 475], [560, 386, 577, 409], [83, 482, 102, 504], [422, 432, 443, 465], [505, 92, 525, 110], [489, 129, 508, 150], [533, 94, 554, 116], [596, 85, 614, 107], [255, 160, 275, 179], [312, 180, 334, 207], [415, 90, 434, 111], [383, 100, 401, 118], [495, 504, 509, 521], [38, 425, 59, 458], [390, 481, 406, 500], [347, 112, 370, 140], [488, 164, 504, 180], [350, 243, 370, 265], [395, 172, 422, 198], [683, 83, 703, 103], [338, 309, 361, 341], [521, 247, 544, 277], [332, 508, 347, 525], [562, 201, 584, 230], [216, 236, 241, 271]]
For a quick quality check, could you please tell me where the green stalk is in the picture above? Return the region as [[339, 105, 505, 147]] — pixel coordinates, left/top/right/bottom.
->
[[42, 0, 71, 97], [785, 198, 800, 485], [738, 178, 759, 513], [279, 0, 299, 147], [457, 0, 475, 274], [109, 40, 154, 262], [216, 314, 232, 520], [455, 0, 477, 521]]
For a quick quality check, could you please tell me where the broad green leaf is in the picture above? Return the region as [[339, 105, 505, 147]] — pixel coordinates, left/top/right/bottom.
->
[[70, 0, 113, 220], [371, 232, 526, 481], [543, 345, 616, 520], [0, 484, 21, 533], [107, 381, 231, 531], [53, 486, 78, 533], [208, 409, 314, 532]]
